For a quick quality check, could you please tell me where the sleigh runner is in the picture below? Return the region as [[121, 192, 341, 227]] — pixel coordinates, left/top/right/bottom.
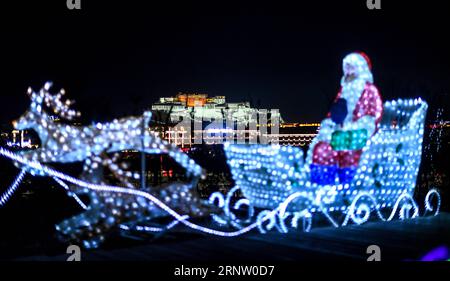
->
[[212, 98, 440, 232]]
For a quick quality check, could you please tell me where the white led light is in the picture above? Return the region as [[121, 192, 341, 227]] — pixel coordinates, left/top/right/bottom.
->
[[0, 67, 441, 248], [220, 96, 436, 234]]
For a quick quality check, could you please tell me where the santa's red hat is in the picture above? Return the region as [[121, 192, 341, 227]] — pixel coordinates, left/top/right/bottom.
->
[[356, 51, 372, 70]]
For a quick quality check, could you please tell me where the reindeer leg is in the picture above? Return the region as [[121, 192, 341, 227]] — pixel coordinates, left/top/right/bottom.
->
[[55, 200, 106, 248]]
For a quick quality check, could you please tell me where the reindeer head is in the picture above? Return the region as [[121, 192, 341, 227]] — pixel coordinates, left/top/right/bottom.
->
[[12, 82, 81, 131]]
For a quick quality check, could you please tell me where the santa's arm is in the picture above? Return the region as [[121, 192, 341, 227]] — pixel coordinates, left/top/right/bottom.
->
[[343, 84, 383, 136]]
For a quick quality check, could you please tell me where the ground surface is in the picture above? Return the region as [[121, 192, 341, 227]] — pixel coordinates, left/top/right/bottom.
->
[[12, 212, 450, 261]]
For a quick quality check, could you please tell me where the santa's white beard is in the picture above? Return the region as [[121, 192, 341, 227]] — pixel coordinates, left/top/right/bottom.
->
[[340, 78, 367, 123]]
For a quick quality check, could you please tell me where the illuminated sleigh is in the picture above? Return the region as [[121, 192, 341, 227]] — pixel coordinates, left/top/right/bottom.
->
[[210, 99, 441, 232]]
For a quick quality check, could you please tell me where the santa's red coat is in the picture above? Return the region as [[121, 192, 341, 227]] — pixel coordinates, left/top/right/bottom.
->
[[313, 82, 383, 168]]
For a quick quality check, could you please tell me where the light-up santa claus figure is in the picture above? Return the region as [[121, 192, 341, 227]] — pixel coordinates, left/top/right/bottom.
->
[[307, 52, 383, 185]]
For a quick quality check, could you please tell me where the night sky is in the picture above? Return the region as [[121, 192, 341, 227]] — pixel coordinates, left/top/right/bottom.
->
[[1, 0, 449, 124]]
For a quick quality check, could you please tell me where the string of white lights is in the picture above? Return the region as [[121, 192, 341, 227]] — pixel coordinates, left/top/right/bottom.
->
[[341, 191, 419, 226], [52, 176, 88, 210], [0, 146, 441, 241], [0, 146, 282, 237], [425, 189, 441, 214], [0, 168, 27, 206], [119, 215, 190, 233]]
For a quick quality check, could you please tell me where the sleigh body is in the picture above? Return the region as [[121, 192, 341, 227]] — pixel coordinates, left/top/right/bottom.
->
[[223, 99, 430, 219]]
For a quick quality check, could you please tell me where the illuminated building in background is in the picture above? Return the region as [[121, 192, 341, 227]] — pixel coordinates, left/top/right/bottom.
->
[[152, 92, 283, 124], [161, 123, 320, 148], [151, 92, 320, 147], [268, 123, 320, 147]]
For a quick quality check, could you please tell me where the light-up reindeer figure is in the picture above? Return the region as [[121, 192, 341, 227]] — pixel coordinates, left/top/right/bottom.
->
[[12, 82, 209, 248], [13, 82, 203, 178]]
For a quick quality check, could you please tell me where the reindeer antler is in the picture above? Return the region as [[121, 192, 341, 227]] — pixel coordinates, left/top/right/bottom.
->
[[41, 82, 81, 120]]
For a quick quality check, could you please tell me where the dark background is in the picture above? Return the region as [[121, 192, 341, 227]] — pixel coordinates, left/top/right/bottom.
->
[[0, 0, 449, 261], [0, 0, 449, 124]]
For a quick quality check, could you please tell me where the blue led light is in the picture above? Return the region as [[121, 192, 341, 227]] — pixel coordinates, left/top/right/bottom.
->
[[219, 98, 438, 232], [0, 74, 442, 248]]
